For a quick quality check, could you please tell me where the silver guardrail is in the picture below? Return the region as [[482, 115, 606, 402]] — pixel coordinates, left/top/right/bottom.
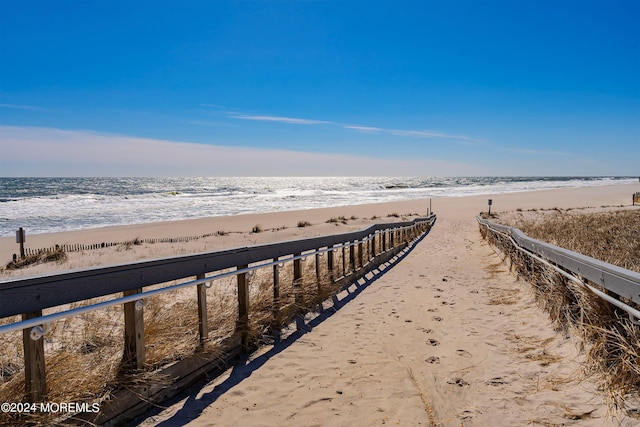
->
[[476, 216, 640, 322]]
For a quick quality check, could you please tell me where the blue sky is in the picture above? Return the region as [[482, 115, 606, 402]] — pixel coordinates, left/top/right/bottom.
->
[[0, 0, 638, 176]]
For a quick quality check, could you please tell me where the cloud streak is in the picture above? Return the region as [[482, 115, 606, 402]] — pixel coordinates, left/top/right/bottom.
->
[[342, 125, 383, 133], [229, 114, 332, 125], [505, 147, 571, 156], [225, 110, 474, 142], [0, 103, 49, 112], [388, 129, 472, 141]]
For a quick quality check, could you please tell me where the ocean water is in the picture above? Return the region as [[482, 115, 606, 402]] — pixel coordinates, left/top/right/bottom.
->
[[0, 177, 635, 237]]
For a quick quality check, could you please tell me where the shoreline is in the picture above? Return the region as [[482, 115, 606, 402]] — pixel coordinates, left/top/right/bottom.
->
[[1, 182, 638, 278]]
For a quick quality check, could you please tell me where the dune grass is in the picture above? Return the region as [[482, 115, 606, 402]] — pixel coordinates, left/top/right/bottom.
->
[[504, 209, 640, 272], [482, 208, 640, 410]]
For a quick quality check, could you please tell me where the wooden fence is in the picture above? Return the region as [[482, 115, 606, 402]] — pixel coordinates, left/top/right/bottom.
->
[[17, 232, 223, 258], [0, 215, 435, 425]]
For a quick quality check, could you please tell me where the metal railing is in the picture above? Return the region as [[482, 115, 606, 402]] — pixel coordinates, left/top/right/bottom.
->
[[0, 214, 436, 406], [476, 216, 640, 322]]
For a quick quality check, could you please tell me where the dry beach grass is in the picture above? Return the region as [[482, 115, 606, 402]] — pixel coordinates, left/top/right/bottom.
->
[[486, 207, 640, 410]]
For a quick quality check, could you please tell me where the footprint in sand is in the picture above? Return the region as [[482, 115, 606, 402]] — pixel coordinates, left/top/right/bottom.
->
[[426, 339, 440, 346], [447, 378, 470, 387], [456, 349, 472, 358], [458, 410, 475, 420], [433, 316, 443, 321], [485, 377, 508, 386], [425, 356, 440, 364]]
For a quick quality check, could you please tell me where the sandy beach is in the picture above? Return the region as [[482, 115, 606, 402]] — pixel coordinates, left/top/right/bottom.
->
[[2, 183, 639, 426]]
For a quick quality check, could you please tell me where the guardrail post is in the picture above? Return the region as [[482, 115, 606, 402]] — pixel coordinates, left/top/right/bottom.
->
[[315, 251, 322, 298], [236, 265, 249, 351], [272, 259, 280, 335], [357, 241, 364, 269], [122, 288, 145, 371], [350, 243, 356, 272], [342, 246, 347, 277], [371, 234, 376, 258], [293, 254, 303, 330], [327, 248, 335, 282], [22, 310, 46, 402], [382, 231, 387, 252], [196, 273, 208, 348]]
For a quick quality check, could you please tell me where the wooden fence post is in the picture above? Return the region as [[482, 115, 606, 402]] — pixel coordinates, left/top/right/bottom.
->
[[327, 248, 335, 282], [272, 259, 280, 333], [22, 311, 46, 402], [315, 251, 322, 297], [349, 243, 356, 273], [342, 246, 346, 277], [196, 273, 208, 348], [122, 288, 145, 371], [357, 241, 364, 270], [293, 254, 303, 330], [371, 234, 376, 258], [236, 265, 249, 351]]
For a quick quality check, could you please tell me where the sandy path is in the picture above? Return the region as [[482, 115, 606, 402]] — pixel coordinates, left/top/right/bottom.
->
[[138, 214, 634, 426]]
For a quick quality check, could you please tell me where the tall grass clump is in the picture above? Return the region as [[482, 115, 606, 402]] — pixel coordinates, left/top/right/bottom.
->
[[508, 210, 640, 272], [481, 209, 640, 411]]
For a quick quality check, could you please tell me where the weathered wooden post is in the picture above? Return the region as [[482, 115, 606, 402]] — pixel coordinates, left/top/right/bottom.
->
[[122, 288, 145, 371], [315, 251, 322, 298], [22, 311, 46, 402], [357, 241, 364, 270], [272, 259, 280, 335], [16, 227, 26, 259], [196, 273, 208, 348], [371, 234, 376, 258], [236, 265, 249, 351], [342, 246, 346, 277], [488, 199, 493, 216], [349, 243, 356, 273], [327, 248, 335, 283], [293, 254, 303, 330]]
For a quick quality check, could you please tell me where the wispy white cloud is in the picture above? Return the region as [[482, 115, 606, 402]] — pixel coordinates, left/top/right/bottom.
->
[[344, 124, 473, 141], [343, 125, 383, 133], [229, 114, 332, 125], [389, 129, 472, 141], [0, 103, 49, 112], [0, 126, 485, 176], [226, 110, 474, 142], [182, 119, 238, 128], [506, 147, 571, 156]]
